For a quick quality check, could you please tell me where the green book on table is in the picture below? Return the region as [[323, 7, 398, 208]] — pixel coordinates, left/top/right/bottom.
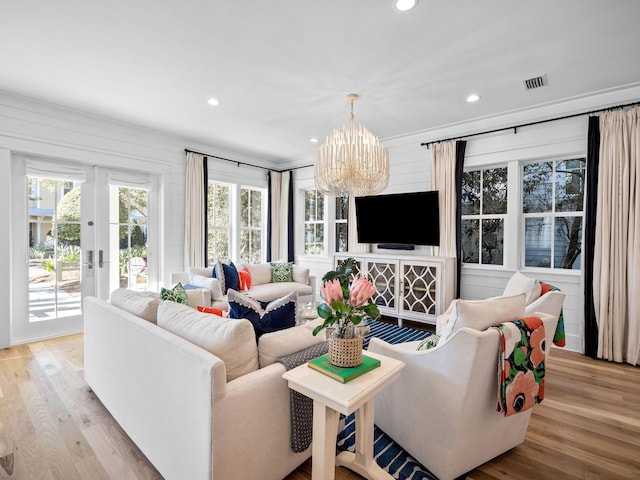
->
[[307, 354, 381, 383]]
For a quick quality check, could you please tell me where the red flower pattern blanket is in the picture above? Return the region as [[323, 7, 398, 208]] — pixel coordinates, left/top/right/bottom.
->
[[494, 316, 546, 417]]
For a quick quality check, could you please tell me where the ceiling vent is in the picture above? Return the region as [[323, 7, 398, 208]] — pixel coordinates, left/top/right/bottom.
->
[[523, 74, 547, 90]]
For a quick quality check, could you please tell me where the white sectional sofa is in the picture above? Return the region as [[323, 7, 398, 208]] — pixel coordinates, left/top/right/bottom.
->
[[171, 262, 316, 310], [83, 289, 326, 480]]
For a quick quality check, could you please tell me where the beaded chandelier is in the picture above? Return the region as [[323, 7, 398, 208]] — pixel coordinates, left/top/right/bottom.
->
[[314, 94, 389, 196]]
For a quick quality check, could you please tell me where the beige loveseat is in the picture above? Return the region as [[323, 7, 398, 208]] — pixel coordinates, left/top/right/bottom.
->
[[171, 262, 316, 310], [83, 289, 326, 480]]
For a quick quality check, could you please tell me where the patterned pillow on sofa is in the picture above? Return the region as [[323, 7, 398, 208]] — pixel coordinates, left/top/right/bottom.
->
[[270, 262, 293, 283], [227, 289, 296, 336], [160, 282, 190, 305]]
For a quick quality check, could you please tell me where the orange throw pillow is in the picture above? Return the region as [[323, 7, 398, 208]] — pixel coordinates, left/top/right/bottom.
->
[[196, 305, 228, 317], [238, 267, 252, 291]]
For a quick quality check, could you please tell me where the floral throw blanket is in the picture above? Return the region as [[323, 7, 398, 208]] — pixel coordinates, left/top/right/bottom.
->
[[494, 316, 546, 417], [540, 281, 566, 347]]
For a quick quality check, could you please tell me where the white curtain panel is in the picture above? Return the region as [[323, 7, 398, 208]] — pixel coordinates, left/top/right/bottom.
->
[[270, 171, 290, 261], [185, 152, 205, 269], [430, 140, 457, 258], [594, 106, 640, 365]]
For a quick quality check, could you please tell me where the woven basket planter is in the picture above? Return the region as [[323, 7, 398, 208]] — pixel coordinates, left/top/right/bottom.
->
[[328, 328, 363, 367]]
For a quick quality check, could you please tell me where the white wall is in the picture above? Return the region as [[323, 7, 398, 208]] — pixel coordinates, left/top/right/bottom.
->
[[294, 85, 640, 354], [0, 91, 273, 348]]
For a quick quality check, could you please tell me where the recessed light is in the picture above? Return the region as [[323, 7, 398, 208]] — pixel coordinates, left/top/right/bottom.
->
[[466, 94, 480, 103], [310, 138, 319, 143], [394, 0, 418, 11], [207, 98, 220, 106]]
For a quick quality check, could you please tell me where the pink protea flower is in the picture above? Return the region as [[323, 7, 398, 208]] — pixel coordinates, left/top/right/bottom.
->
[[348, 276, 377, 307], [320, 278, 343, 306]]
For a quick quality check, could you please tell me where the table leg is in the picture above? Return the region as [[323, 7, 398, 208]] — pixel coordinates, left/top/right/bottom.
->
[[311, 400, 340, 480], [335, 400, 393, 480]]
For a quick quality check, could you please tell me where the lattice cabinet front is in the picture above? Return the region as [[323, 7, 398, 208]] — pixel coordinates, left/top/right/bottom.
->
[[367, 261, 397, 309], [401, 263, 437, 316], [334, 254, 454, 326]]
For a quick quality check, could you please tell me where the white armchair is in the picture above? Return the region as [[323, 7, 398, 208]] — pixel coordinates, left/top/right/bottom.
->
[[368, 311, 558, 480]]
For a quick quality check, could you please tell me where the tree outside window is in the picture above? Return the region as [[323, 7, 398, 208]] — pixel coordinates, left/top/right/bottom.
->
[[207, 182, 231, 263], [239, 187, 263, 264], [335, 195, 349, 253], [461, 167, 507, 265], [522, 158, 585, 269], [304, 190, 324, 254]]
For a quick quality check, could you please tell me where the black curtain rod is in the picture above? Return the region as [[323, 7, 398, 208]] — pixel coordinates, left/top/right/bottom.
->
[[420, 100, 640, 148], [184, 148, 313, 173]]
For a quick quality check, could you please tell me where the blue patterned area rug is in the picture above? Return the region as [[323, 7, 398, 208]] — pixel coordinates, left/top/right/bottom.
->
[[335, 319, 438, 480], [337, 414, 438, 480]]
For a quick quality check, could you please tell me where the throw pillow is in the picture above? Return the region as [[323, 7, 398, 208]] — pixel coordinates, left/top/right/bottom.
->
[[416, 334, 440, 351], [227, 289, 296, 335], [212, 260, 240, 294], [160, 283, 191, 306], [157, 301, 258, 382], [196, 305, 229, 317], [438, 293, 526, 343], [238, 267, 252, 291], [271, 262, 293, 283], [503, 271, 542, 305]]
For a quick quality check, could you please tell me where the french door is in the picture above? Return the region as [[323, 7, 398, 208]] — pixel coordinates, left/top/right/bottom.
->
[[13, 159, 157, 344]]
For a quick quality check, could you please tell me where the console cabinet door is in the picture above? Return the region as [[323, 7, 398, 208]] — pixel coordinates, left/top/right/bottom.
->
[[399, 260, 439, 321], [365, 258, 399, 316]]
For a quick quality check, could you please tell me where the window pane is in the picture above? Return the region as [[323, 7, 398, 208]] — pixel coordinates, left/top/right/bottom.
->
[[240, 189, 248, 228], [250, 230, 262, 263], [336, 196, 349, 220], [305, 191, 316, 221], [482, 168, 507, 214], [461, 219, 479, 263], [316, 193, 325, 221], [213, 185, 230, 226], [523, 162, 553, 213], [482, 219, 503, 264], [250, 190, 262, 226], [556, 159, 586, 213], [462, 171, 480, 215], [555, 216, 582, 269], [336, 223, 348, 253], [524, 217, 551, 267]]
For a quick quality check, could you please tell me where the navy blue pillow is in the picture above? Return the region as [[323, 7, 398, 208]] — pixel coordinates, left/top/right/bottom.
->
[[227, 289, 296, 335], [212, 260, 239, 294]]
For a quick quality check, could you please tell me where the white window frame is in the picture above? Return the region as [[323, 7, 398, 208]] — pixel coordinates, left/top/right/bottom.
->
[[461, 166, 508, 267], [238, 184, 266, 264], [520, 157, 586, 271]]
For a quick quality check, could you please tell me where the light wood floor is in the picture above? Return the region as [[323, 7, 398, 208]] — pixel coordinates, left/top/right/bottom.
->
[[1, 334, 639, 480]]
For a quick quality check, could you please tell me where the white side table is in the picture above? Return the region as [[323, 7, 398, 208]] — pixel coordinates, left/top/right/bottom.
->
[[282, 351, 404, 480]]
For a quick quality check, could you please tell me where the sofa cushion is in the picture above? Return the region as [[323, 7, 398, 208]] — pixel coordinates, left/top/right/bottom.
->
[[244, 282, 312, 302], [438, 293, 526, 343], [157, 301, 259, 382], [258, 320, 326, 367], [227, 289, 296, 335], [110, 288, 161, 324], [246, 263, 272, 285], [160, 283, 191, 306], [292, 265, 309, 285], [271, 262, 293, 282], [503, 271, 541, 305]]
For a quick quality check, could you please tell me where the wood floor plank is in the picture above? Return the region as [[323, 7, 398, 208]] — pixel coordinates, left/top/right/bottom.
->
[[1, 335, 639, 479]]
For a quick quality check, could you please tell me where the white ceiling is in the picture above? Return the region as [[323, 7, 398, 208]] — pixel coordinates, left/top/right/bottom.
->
[[2, 0, 640, 166]]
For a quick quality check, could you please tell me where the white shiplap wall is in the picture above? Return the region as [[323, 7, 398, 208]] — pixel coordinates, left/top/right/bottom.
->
[[0, 91, 272, 347]]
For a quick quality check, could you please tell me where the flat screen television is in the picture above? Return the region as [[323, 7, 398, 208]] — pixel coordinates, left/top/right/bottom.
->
[[354, 191, 439, 248]]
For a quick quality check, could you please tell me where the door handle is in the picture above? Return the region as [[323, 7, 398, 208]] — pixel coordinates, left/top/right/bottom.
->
[[99, 250, 104, 268], [87, 250, 93, 270]]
